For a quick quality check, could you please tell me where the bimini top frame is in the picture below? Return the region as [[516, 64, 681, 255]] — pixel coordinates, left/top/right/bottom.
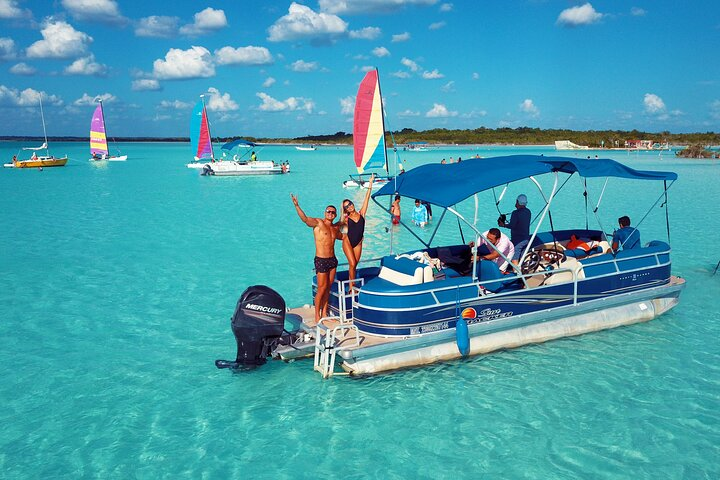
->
[[371, 155, 677, 282]]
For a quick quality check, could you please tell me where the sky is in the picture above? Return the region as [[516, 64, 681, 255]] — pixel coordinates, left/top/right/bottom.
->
[[0, 0, 718, 138]]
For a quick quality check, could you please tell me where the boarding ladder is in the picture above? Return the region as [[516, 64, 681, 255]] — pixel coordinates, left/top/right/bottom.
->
[[313, 280, 362, 378]]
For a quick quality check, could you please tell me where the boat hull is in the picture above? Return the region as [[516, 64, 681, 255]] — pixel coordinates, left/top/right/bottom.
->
[[338, 277, 684, 375], [4, 157, 68, 168], [202, 161, 287, 176], [89, 155, 127, 162]]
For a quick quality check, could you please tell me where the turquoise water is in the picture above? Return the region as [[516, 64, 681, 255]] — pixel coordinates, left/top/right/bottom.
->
[[1, 142, 718, 478]]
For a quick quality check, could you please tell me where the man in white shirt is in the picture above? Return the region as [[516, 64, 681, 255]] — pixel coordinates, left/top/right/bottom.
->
[[473, 227, 515, 271]]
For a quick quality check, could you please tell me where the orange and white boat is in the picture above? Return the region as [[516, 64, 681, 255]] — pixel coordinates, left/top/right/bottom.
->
[[4, 97, 68, 169]]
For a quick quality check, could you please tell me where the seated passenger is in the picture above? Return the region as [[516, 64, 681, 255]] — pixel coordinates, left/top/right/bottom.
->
[[471, 227, 514, 272], [609, 216, 641, 253]]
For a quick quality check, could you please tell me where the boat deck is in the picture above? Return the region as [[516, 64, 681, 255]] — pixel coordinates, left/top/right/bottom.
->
[[287, 305, 407, 349]]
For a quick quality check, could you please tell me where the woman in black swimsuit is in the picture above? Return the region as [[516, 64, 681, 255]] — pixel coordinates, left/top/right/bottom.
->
[[341, 174, 375, 289]]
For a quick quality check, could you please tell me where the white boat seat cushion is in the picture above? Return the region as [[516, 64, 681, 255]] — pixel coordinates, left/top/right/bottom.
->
[[379, 257, 434, 286]]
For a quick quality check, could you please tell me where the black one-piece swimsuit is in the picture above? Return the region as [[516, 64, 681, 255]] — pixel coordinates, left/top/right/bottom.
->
[[347, 215, 365, 248]]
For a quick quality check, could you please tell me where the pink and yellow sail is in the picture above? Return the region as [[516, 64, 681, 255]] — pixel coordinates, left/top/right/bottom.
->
[[353, 69, 387, 174], [90, 103, 108, 157]]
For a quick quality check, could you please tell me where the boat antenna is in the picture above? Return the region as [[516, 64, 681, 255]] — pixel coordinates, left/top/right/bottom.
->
[[39, 95, 49, 156]]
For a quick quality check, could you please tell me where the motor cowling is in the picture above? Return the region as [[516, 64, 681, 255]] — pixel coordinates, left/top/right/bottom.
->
[[215, 285, 286, 370]]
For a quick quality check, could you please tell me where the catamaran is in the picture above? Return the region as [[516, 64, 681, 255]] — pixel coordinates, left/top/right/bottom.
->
[[4, 96, 68, 169], [89, 100, 127, 161], [343, 69, 400, 190], [187, 95, 217, 169], [217, 155, 685, 377]]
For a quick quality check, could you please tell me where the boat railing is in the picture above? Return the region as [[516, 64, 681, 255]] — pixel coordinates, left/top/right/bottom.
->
[[335, 277, 365, 322], [357, 246, 671, 305], [313, 316, 360, 378]]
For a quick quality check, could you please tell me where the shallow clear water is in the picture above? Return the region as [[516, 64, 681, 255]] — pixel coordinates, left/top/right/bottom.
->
[[1, 142, 718, 478]]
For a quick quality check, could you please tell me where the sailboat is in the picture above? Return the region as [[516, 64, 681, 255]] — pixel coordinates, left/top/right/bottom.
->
[[4, 96, 68, 168], [343, 68, 398, 189], [187, 95, 216, 169], [89, 100, 127, 161]]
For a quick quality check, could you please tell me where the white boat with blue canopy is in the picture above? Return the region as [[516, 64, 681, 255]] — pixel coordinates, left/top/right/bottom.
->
[[216, 154, 685, 378], [200, 139, 289, 176]]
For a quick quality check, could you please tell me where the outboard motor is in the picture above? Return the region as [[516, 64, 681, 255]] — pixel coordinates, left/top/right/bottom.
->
[[215, 285, 286, 370]]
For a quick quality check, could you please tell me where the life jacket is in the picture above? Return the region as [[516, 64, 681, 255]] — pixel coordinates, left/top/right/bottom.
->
[[567, 234, 590, 252]]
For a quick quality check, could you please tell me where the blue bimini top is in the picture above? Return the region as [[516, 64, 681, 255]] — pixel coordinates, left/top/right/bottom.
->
[[221, 139, 257, 150], [373, 155, 677, 208]]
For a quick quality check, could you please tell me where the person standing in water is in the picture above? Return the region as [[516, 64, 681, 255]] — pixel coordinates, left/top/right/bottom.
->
[[291, 194, 343, 323], [391, 194, 401, 225], [341, 174, 375, 290]]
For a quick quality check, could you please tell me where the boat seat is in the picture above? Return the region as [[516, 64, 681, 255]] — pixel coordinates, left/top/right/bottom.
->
[[378, 256, 433, 286], [475, 260, 521, 293], [543, 257, 585, 285]]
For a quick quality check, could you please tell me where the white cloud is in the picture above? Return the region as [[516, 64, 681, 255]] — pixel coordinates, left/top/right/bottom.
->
[[519, 99, 539, 116], [557, 3, 603, 27], [372, 46, 390, 57], [392, 32, 410, 42], [10, 62, 36, 75], [461, 109, 487, 118], [26, 19, 93, 59], [441, 80, 455, 92], [422, 69, 444, 79], [180, 7, 228, 36], [643, 93, 666, 114], [472, 72, 479, 80], [0, 37, 15, 60], [710, 100, 720, 120], [630, 7, 646, 16], [214, 46, 273, 66], [256, 92, 314, 113], [439, 3, 453, 12], [340, 96, 354, 115], [205, 87, 238, 112], [401, 57, 420, 72], [135, 16, 179, 38], [263, 77, 276, 88], [0, 85, 62, 106], [359, 65, 374, 72], [290, 59, 318, 72], [152, 46, 214, 80], [158, 99, 192, 109], [391, 70, 411, 79], [268, 3, 347, 43], [74, 92, 115, 106], [429, 21, 446, 30], [426, 103, 457, 117], [349, 26, 381, 40], [0, 0, 31, 19], [397, 109, 420, 117], [131, 79, 161, 91], [319, 0, 438, 15], [62, 0, 126, 25], [65, 54, 107, 76]]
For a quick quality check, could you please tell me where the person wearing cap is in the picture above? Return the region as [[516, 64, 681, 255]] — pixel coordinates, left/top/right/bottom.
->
[[499, 194, 531, 245], [499, 194, 532, 268]]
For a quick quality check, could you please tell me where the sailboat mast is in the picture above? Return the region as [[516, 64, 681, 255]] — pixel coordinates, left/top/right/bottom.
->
[[201, 94, 215, 160], [375, 68, 389, 174], [39, 95, 49, 156]]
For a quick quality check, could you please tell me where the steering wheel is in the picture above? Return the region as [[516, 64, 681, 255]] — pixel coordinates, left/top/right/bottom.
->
[[540, 247, 566, 266], [520, 251, 541, 274]]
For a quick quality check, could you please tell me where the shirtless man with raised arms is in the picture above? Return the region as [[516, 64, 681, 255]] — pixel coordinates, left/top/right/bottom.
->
[[291, 194, 343, 323]]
